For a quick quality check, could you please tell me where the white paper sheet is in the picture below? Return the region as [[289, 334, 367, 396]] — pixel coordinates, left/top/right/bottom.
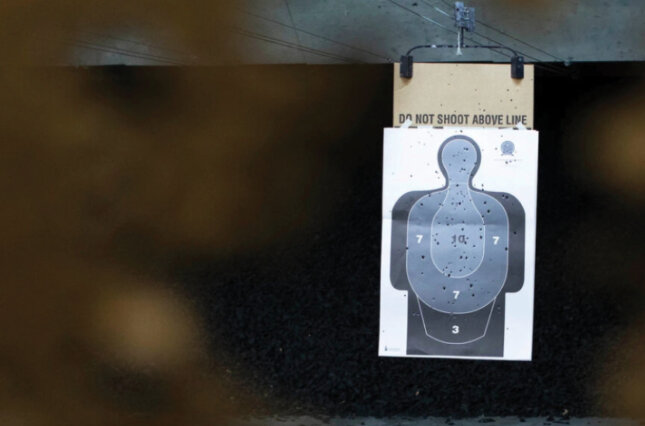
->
[[379, 128, 538, 360]]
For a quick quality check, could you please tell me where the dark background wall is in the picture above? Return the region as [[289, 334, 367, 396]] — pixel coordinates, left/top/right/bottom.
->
[[159, 63, 644, 418]]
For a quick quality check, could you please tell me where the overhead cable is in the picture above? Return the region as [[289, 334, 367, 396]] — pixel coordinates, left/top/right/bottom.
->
[[231, 27, 363, 64], [435, 0, 565, 61], [241, 9, 393, 62]]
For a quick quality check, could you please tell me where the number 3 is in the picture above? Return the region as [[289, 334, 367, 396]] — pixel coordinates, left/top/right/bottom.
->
[[452, 325, 460, 334]]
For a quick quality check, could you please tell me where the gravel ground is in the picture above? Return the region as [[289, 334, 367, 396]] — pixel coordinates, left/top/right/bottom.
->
[[232, 418, 640, 426]]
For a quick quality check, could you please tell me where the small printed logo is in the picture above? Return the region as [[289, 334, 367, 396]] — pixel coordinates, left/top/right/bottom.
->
[[501, 140, 515, 156]]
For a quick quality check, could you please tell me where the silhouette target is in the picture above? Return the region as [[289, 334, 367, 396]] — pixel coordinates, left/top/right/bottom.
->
[[390, 135, 526, 357]]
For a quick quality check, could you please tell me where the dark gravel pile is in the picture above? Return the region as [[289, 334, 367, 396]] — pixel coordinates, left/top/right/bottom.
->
[[173, 64, 644, 418]]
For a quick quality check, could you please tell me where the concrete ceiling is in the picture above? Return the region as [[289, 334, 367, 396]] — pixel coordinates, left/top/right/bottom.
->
[[68, 0, 645, 66]]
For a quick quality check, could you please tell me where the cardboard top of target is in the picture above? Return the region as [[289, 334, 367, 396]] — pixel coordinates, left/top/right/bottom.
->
[[393, 63, 534, 129]]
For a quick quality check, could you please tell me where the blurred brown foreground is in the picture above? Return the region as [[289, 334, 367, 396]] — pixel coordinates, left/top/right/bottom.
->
[[0, 0, 386, 424]]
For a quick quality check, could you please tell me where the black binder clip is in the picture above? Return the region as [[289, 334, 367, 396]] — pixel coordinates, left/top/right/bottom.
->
[[511, 55, 524, 79], [400, 55, 414, 79]]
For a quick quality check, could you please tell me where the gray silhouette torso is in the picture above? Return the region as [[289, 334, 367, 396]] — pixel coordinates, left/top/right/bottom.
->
[[406, 138, 509, 314]]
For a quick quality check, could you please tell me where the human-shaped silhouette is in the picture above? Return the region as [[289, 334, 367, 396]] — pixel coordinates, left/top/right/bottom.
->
[[390, 135, 525, 357]]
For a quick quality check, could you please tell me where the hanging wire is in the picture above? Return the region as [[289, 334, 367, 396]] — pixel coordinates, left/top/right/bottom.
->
[[407, 44, 519, 57], [283, 0, 305, 62], [67, 25, 364, 65], [66, 1, 563, 70], [231, 27, 364, 64], [71, 29, 199, 63], [421, 0, 543, 62], [389, 0, 569, 76], [51, 23, 196, 64], [477, 20, 565, 62], [67, 40, 189, 65], [435, 0, 565, 62], [419, 0, 568, 75], [240, 9, 393, 62], [386, 0, 512, 59]]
